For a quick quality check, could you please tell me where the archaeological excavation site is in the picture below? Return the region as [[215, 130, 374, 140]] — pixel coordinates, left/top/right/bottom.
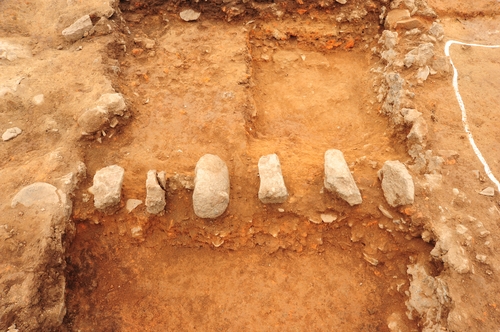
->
[[1, 0, 500, 331]]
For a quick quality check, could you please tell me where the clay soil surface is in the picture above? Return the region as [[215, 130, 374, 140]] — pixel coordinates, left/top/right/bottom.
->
[[1, 0, 500, 331]]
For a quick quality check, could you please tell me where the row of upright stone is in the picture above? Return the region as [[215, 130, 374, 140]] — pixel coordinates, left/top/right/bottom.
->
[[88, 150, 415, 218]]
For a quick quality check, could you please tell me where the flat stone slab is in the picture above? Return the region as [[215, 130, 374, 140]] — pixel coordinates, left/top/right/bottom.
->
[[62, 15, 93, 42], [145, 170, 166, 214], [88, 165, 124, 210], [11, 182, 62, 208], [193, 154, 230, 219], [77, 106, 108, 134], [180, 9, 201, 22], [2, 127, 22, 141], [258, 154, 288, 204], [378, 160, 414, 207], [324, 149, 362, 206]]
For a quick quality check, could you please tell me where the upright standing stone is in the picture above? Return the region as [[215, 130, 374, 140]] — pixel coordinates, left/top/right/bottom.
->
[[193, 154, 230, 218], [378, 160, 414, 207], [324, 149, 362, 206], [145, 170, 166, 214], [88, 165, 124, 210], [258, 154, 288, 204]]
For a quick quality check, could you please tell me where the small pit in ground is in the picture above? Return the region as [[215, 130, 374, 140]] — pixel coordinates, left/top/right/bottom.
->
[[64, 3, 439, 330]]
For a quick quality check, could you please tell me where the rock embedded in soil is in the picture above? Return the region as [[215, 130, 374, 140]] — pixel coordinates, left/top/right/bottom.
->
[[2, 127, 22, 141], [258, 154, 288, 204], [88, 165, 124, 211], [324, 149, 362, 206], [404, 43, 434, 68], [77, 106, 108, 134], [479, 187, 494, 196], [126, 199, 142, 213], [11, 182, 63, 208], [97, 93, 127, 116], [180, 9, 201, 22], [145, 170, 166, 214], [62, 15, 93, 42], [378, 161, 414, 207], [193, 154, 230, 219], [385, 9, 410, 29]]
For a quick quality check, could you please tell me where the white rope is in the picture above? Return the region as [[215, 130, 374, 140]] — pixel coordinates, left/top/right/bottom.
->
[[444, 40, 500, 192]]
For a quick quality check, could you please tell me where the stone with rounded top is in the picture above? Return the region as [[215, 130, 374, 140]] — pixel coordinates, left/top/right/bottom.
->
[[193, 154, 229, 218]]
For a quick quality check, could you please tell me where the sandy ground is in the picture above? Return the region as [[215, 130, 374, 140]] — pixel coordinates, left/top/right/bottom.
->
[[1, 0, 500, 331]]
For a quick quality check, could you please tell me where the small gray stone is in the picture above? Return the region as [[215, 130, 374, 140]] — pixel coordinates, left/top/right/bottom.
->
[[479, 187, 495, 197], [180, 9, 201, 22], [407, 117, 428, 145], [2, 127, 22, 141], [97, 93, 126, 116], [193, 154, 230, 218], [258, 154, 288, 204], [378, 161, 414, 207], [378, 205, 393, 219], [88, 165, 124, 210], [404, 43, 434, 68], [62, 15, 93, 42], [320, 213, 337, 223], [428, 22, 444, 41], [77, 106, 108, 134], [401, 108, 422, 125], [324, 149, 362, 206], [145, 170, 166, 214]]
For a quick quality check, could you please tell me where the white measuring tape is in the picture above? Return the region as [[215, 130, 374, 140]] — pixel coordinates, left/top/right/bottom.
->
[[444, 40, 500, 192]]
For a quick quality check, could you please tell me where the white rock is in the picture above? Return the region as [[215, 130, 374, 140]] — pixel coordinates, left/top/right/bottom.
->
[[479, 187, 495, 197], [324, 149, 362, 206], [180, 9, 201, 22], [131, 225, 143, 238], [321, 214, 337, 223], [378, 161, 414, 207], [145, 170, 166, 214], [77, 106, 108, 134], [11, 182, 62, 208], [97, 93, 127, 116], [62, 15, 93, 42], [378, 205, 393, 219], [33, 94, 44, 105], [258, 154, 288, 204], [336, 0, 347, 3], [416, 66, 430, 83], [126, 199, 142, 213], [193, 154, 230, 218], [2, 127, 22, 141], [88, 165, 124, 210]]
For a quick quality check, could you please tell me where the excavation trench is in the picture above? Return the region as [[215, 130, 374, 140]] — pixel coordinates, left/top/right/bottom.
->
[[64, 3, 439, 331]]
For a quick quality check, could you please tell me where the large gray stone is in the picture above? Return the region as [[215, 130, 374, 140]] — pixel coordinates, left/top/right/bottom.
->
[[88, 165, 124, 210], [324, 149, 362, 206], [258, 154, 288, 204], [62, 15, 93, 42], [378, 161, 414, 207], [97, 93, 127, 116], [77, 106, 108, 134], [193, 154, 230, 218], [11, 182, 63, 208], [145, 170, 166, 214]]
